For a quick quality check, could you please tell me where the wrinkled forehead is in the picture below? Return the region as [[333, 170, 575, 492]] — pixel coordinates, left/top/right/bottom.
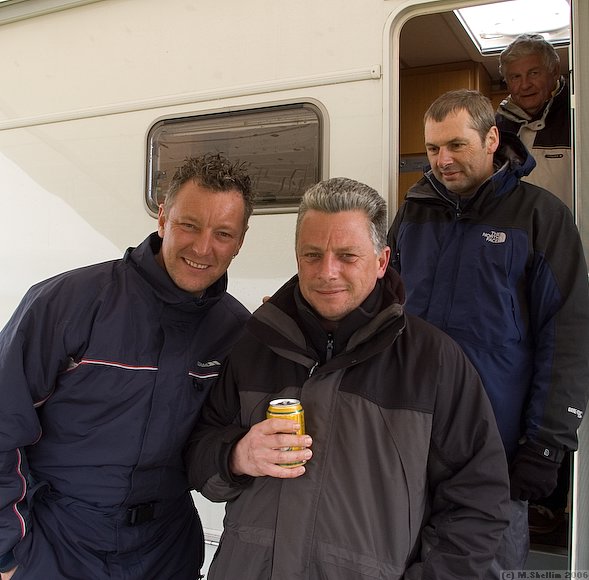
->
[[504, 53, 556, 76]]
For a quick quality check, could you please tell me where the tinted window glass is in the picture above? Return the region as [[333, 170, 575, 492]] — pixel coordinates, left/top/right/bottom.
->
[[146, 103, 322, 215]]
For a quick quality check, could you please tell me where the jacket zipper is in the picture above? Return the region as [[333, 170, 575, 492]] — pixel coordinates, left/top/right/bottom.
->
[[326, 333, 334, 362], [441, 205, 464, 330], [308, 333, 334, 376]]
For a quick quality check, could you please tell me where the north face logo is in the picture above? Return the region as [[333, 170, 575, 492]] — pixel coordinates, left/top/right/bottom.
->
[[482, 231, 507, 244]]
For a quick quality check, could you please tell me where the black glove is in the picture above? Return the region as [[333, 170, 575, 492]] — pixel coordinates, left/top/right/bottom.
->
[[509, 442, 561, 501]]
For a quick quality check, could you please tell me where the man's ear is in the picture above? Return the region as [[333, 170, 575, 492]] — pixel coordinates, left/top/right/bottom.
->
[[487, 126, 500, 155], [377, 246, 391, 279], [157, 204, 166, 238]]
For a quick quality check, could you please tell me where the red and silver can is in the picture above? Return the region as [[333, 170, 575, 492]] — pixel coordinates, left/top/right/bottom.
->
[[266, 398, 306, 467]]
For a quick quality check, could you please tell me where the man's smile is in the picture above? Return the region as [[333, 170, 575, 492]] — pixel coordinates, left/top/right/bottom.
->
[[184, 257, 209, 270]]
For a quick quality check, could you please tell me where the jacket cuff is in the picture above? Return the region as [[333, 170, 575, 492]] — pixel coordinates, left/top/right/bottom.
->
[[0, 550, 16, 573], [219, 427, 254, 485], [523, 438, 566, 463]]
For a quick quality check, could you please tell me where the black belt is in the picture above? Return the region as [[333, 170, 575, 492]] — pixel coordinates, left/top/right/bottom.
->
[[125, 502, 156, 526]]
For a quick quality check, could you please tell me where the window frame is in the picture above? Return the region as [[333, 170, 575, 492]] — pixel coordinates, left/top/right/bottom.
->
[[145, 102, 325, 217], [0, 0, 102, 24]]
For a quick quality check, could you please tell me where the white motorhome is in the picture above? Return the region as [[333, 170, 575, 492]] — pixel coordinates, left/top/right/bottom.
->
[[1, 0, 587, 576]]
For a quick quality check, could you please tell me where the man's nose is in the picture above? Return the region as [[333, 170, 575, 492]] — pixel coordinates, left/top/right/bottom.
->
[[318, 254, 339, 279], [438, 147, 453, 168], [191, 231, 212, 255]]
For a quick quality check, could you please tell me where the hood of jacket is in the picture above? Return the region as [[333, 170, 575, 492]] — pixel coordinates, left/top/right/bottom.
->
[[407, 130, 536, 211], [124, 232, 229, 312], [246, 267, 406, 368]]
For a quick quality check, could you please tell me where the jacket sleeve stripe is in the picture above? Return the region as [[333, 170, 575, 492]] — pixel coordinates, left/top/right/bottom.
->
[[78, 358, 158, 372], [13, 449, 27, 540]]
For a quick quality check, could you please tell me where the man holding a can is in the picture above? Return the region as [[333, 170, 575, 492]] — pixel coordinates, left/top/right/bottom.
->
[[185, 177, 510, 579]]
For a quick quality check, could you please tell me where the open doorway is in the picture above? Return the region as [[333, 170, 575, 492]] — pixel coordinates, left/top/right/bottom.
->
[[394, 0, 573, 570], [396, 2, 570, 210]]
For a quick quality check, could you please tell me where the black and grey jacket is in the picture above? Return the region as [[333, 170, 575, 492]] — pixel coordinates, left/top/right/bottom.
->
[[186, 269, 510, 580]]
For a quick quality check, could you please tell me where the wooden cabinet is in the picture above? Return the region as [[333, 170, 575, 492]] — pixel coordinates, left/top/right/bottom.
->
[[491, 90, 509, 110], [397, 61, 492, 208]]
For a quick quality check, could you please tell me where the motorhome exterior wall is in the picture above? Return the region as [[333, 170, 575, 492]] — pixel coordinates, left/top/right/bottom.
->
[[0, 0, 397, 324], [0, 80, 384, 320], [0, 0, 388, 118], [571, 0, 589, 570]]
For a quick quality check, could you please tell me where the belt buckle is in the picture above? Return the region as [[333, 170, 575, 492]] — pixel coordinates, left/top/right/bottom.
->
[[126, 502, 155, 526]]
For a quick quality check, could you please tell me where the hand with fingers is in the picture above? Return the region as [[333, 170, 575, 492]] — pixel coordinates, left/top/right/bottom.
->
[[230, 418, 313, 479]]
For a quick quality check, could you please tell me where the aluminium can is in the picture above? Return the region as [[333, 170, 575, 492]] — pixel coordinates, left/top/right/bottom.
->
[[266, 398, 306, 467]]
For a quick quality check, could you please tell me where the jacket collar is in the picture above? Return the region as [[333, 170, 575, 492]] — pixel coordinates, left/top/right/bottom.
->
[[410, 130, 536, 208], [497, 76, 568, 128], [123, 232, 228, 311], [249, 268, 406, 364]]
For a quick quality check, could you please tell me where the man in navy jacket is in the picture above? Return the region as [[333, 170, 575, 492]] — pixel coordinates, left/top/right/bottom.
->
[[388, 89, 589, 577], [0, 153, 253, 579]]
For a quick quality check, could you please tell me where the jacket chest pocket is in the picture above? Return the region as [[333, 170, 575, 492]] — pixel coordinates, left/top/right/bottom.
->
[[450, 227, 525, 345]]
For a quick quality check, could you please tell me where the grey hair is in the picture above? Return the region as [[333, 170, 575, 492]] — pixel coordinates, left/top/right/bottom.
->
[[424, 89, 496, 146], [295, 177, 387, 253], [499, 33, 560, 78]]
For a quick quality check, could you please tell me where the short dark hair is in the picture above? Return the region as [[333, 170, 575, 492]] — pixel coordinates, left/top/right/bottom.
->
[[424, 89, 496, 145], [296, 177, 387, 253], [499, 33, 560, 78], [163, 153, 255, 224]]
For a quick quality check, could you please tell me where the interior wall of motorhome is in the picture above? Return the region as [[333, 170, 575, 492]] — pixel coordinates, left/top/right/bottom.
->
[[1, 0, 587, 575]]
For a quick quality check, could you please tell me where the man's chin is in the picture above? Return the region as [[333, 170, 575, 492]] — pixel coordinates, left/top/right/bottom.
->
[[309, 302, 348, 323], [174, 276, 209, 297]]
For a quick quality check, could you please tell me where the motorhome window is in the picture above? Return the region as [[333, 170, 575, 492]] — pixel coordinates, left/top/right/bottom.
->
[[146, 104, 322, 216], [0, 0, 102, 24]]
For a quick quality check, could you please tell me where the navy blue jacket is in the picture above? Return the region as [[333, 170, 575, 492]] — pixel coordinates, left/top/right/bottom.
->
[[388, 132, 589, 461], [0, 233, 249, 568]]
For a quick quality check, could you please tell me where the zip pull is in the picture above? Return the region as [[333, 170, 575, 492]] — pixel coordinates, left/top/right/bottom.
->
[[309, 362, 319, 377], [455, 199, 462, 219], [326, 333, 334, 362]]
